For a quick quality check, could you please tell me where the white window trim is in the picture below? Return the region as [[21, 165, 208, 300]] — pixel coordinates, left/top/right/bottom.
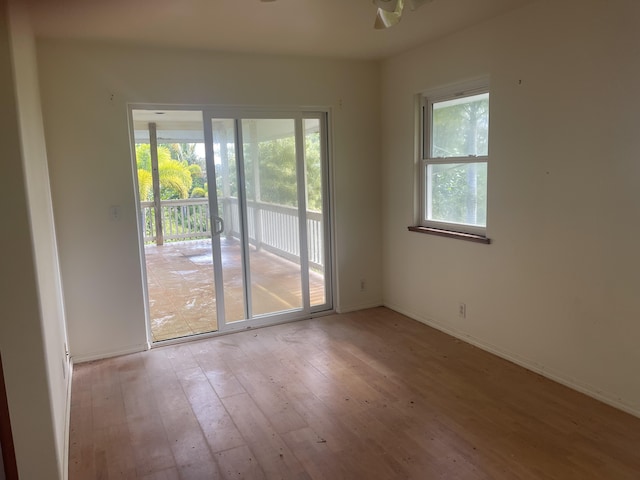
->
[[418, 78, 490, 238]]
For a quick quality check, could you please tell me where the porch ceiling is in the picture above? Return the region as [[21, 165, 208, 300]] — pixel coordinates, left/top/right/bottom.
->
[[132, 109, 320, 144]]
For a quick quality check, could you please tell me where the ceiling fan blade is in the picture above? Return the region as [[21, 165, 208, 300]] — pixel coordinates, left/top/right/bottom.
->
[[374, 0, 404, 29]]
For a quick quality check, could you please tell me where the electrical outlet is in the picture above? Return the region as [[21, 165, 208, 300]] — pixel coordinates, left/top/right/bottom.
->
[[458, 302, 466, 318]]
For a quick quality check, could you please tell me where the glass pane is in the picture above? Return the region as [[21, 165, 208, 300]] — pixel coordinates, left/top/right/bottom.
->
[[132, 109, 218, 342], [431, 92, 489, 158], [426, 162, 487, 227], [304, 118, 326, 307], [211, 119, 246, 323], [242, 119, 303, 316]]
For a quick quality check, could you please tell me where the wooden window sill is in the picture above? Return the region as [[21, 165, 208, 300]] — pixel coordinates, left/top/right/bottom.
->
[[408, 226, 491, 244]]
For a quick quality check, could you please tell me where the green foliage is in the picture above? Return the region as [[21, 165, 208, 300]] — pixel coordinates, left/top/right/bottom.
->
[[247, 137, 298, 207], [188, 163, 206, 191], [137, 134, 324, 212], [190, 187, 207, 198], [188, 163, 203, 178], [429, 94, 489, 226], [304, 131, 323, 212], [137, 169, 153, 202], [166, 143, 203, 167], [239, 132, 323, 211], [158, 159, 193, 199], [432, 96, 488, 157], [135, 144, 193, 200], [430, 163, 486, 226]]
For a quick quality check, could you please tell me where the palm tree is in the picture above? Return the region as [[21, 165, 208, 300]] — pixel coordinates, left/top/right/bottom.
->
[[136, 144, 193, 201]]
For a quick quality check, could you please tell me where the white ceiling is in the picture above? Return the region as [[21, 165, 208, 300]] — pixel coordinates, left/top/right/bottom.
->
[[131, 109, 316, 143], [26, 0, 535, 60]]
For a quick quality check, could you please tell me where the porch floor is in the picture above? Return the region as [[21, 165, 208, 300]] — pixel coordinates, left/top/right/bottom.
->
[[144, 238, 326, 342]]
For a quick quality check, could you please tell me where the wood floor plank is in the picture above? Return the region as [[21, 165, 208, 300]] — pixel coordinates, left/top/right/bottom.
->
[[177, 459, 222, 480], [203, 366, 246, 399], [215, 445, 266, 480], [165, 344, 200, 373], [221, 392, 309, 479], [160, 406, 213, 469], [221, 392, 287, 446], [140, 467, 180, 480], [99, 423, 138, 479], [252, 352, 360, 453], [338, 406, 448, 479], [68, 406, 95, 478], [68, 307, 640, 479], [128, 415, 176, 477], [177, 366, 245, 454], [280, 427, 351, 480], [228, 360, 309, 435]]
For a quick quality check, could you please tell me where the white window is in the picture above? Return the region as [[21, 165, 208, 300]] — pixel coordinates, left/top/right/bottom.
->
[[420, 81, 489, 237]]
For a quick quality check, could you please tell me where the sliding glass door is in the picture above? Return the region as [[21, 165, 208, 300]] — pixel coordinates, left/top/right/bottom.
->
[[206, 111, 332, 332], [132, 106, 331, 341]]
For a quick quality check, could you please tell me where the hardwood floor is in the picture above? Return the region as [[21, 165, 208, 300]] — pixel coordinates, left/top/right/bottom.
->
[[68, 308, 640, 479]]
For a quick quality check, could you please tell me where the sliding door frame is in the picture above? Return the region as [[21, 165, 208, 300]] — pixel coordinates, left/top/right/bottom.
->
[[204, 107, 334, 333], [129, 104, 334, 344]]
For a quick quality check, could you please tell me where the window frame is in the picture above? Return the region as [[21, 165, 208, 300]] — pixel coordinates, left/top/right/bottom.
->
[[419, 80, 490, 238]]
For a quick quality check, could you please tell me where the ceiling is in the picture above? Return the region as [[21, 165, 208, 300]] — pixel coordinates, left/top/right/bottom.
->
[[25, 0, 535, 60]]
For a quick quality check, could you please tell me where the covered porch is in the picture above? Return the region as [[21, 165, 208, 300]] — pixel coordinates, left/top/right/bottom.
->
[[143, 197, 327, 342]]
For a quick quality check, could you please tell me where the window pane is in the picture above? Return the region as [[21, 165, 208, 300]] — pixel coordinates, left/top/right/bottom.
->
[[426, 162, 487, 227], [303, 118, 326, 307], [212, 118, 246, 323], [431, 92, 489, 158], [242, 119, 303, 316]]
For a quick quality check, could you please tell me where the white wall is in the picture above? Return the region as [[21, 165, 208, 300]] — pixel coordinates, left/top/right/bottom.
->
[[37, 40, 383, 360], [8, 4, 70, 474], [0, 1, 67, 478], [381, 0, 640, 416]]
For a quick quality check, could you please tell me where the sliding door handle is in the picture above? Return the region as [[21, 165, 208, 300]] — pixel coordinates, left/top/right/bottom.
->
[[213, 216, 224, 236]]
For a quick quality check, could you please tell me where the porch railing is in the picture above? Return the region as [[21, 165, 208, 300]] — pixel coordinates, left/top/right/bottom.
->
[[141, 199, 211, 243], [141, 198, 324, 270]]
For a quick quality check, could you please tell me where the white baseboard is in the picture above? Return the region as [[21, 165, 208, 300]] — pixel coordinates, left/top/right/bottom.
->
[[384, 302, 640, 420], [71, 343, 148, 364], [337, 301, 383, 314]]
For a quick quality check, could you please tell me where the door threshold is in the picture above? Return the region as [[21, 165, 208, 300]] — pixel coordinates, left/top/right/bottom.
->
[[149, 309, 336, 349]]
